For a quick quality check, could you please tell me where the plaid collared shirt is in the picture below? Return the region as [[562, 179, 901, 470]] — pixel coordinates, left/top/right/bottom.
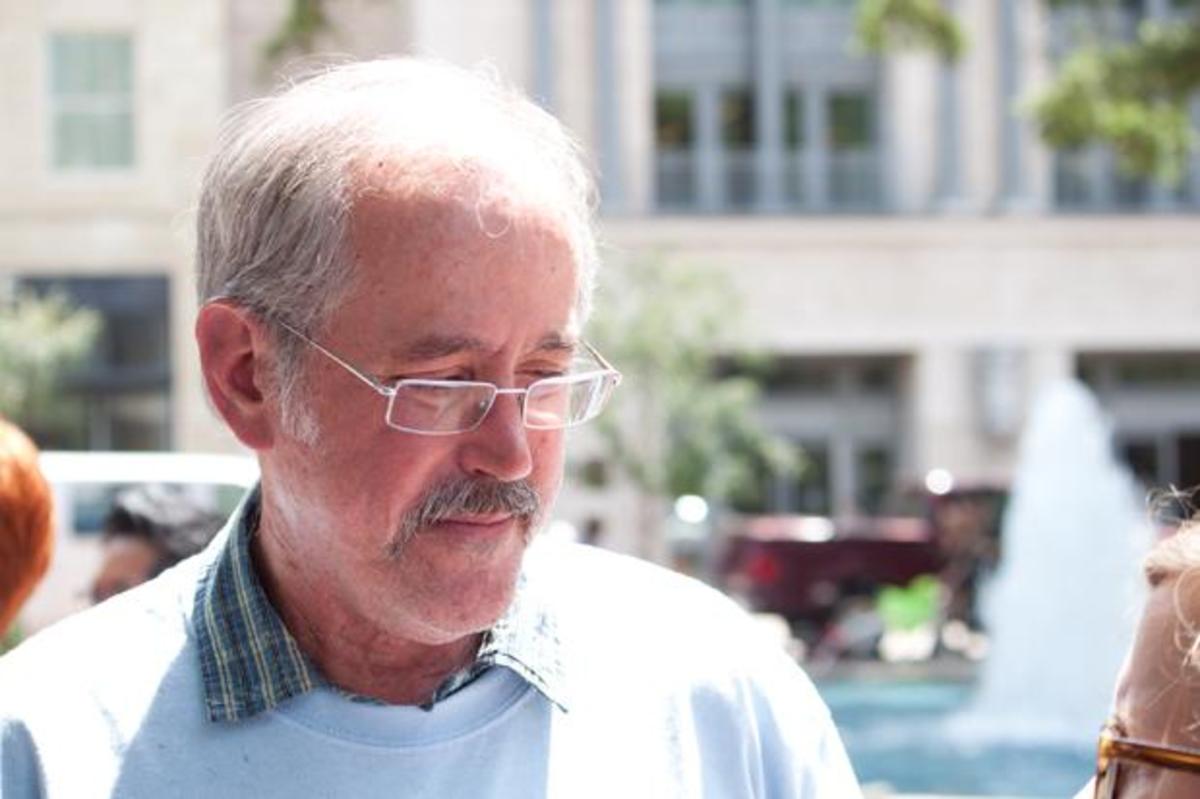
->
[[193, 487, 567, 723]]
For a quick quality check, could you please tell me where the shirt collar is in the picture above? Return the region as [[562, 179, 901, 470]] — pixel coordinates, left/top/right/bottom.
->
[[193, 485, 568, 723]]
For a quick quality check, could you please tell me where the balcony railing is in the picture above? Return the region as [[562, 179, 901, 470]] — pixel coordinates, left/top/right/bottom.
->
[[656, 150, 697, 210], [1054, 147, 1197, 212], [724, 148, 757, 210], [656, 146, 883, 212], [829, 150, 882, 210]]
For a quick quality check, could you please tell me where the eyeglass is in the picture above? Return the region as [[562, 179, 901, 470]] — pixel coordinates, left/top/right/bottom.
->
[[278, 322, 622, 436], [1094, 718, 1200, 798]]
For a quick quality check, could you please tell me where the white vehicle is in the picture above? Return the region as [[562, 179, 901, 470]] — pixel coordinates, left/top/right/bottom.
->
[[20, 451, 258, 633]]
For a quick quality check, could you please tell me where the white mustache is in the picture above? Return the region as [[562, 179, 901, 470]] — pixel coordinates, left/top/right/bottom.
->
[[388, 477, 541, 556]]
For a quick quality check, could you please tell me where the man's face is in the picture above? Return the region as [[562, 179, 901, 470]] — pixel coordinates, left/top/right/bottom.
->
[[1102, 577, 1200, 797], [259, 184, 580, 647]]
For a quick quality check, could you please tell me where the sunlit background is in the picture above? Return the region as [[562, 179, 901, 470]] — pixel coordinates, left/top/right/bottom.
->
[[3, 0, 1200, 796]]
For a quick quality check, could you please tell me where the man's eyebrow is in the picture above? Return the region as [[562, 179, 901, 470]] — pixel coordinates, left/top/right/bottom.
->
[[534, 333, 579, 354], [397, 332, 578, 361], [400, 334, 487, 361]]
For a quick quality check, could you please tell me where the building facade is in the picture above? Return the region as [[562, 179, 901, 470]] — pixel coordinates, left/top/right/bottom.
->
[[3, 0, 1199, 555]]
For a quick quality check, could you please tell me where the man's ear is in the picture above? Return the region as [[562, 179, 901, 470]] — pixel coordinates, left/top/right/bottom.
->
[[195, 301, 277, 450]]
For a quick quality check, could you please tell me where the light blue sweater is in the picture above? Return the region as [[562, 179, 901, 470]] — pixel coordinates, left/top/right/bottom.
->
[[0, 540, 860, 798]]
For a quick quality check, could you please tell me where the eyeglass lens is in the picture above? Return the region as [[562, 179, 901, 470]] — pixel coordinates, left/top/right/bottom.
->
[[525, 375, 616, 430], [386, 373, 616, 433]]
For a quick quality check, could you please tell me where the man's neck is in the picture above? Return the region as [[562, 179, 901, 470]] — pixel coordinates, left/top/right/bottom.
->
[[250, 516, 482, 706]]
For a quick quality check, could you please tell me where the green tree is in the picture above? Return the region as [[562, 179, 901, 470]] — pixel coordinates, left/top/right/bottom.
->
[[1031, 1, 1200, 181], [264, 0, 333, 63], [856, 0, 967, 62], [0, 291, 101, 444], [587, 255, 799, 558], [856, 0, 1200, 181]]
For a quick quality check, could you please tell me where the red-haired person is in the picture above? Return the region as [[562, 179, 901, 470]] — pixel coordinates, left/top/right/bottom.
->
[[0, 416, 53, 641]]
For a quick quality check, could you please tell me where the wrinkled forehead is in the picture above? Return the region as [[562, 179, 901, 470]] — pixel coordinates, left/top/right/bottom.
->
[[347, 159, 580, 285], [354, 153, 568, 230]]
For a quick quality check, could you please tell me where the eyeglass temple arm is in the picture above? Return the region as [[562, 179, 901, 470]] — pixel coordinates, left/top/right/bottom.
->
[[582, 341, 622, 384], [277, 322, 393, 397], [1108, 736, 1200, 775]]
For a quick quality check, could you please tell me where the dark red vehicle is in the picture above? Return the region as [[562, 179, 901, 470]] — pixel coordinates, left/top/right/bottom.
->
[[716, 487, 1005, 639]]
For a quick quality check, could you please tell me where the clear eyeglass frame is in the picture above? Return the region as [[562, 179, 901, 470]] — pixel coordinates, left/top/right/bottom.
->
[[278, 321, 622, 436]]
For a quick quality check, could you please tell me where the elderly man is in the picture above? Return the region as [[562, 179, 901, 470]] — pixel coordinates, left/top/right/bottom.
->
[[0, 58, 860, 797]]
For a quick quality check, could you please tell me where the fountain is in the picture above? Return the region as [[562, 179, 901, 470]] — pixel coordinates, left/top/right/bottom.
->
[[953, 378, 1154, 746], [825, 380, 1156, 795]]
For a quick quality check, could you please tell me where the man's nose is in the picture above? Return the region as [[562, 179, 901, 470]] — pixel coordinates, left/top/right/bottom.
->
[[456, 392, 534, 482]]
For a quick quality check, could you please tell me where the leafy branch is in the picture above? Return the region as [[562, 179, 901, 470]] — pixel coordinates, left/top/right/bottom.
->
[[588, 254, 799, 508], [0, 291, 101, 440], [264, 0, 334, 64], [856, 0, 967, 63], [1031, 13, 1200, 180]]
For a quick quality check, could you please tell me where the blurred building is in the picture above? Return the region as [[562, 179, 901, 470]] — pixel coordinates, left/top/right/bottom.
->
[[2, 0, 1199, 553]]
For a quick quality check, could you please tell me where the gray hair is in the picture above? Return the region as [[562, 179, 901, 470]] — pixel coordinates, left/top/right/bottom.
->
[[195, 57, 598, 441]]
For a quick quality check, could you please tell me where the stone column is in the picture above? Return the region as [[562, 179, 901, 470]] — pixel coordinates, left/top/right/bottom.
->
[[998, 0, 1026, 206], [1016, 0, 1054, 211], [554, 0, 597, 165], [803, 84, 828, 211], [1191, 98, 1200, 209], [1144, 0, 1177, 210], [908, 347, 980, 484], [935, 59, 964, 207], [696, 84, 723, 212], [594, 0, 624, 210], [752, 0, 784, 210], [614, 0, 654, 214], [532, 0, 555, 109], [882, 52, 940, 212]]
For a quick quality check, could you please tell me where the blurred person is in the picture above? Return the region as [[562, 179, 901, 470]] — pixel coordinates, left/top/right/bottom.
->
[[1076, 523, 1200, 798], [930, 489, 1000, 633], [91, 485, 224, 604], [0, 416, 53, 641], [0, 58, 860, 798]]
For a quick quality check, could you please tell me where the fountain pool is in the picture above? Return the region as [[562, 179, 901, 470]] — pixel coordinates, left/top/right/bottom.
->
[[820, 677, 1092, 797]]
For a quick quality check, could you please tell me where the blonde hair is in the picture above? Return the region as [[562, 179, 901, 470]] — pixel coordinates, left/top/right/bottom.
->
[[1144, 519, 1200, 588]]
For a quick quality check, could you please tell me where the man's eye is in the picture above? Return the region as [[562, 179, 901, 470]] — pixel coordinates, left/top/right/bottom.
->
[[526, 369, 568, 382], [395, 371, 474, 383]]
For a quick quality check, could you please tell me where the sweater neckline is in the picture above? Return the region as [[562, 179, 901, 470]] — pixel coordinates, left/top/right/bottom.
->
[[273, 665, 537, 749]]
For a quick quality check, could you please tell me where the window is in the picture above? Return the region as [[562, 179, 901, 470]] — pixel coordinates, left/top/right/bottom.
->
[[721, 88, 756, 208], [728, 440, 831, 516], [828, 92, 873, 150], [720, 88, 755, 148], [785, 90, 805, 150], [20, 276, 170, 450], [1080, 352, 1200, 520], [49, 33, 134, 170], [828, 91, 878, 208], [856, 446, 894, 515], [1079, 352, 1200, 388], [655, 91, 694, 150], [655, 90, 696, 208]]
